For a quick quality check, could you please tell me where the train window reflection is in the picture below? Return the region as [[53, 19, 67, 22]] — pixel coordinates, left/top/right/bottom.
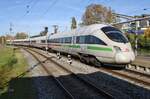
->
[[101, 26, 129, 43]]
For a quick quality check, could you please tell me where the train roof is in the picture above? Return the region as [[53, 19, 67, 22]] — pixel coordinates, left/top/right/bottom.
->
[[48, 24, 110, 39], [13, 36, 47, 41], [13, 38, 30, 42], [12, 24, 111, 41], [30, 36, 46, 41]]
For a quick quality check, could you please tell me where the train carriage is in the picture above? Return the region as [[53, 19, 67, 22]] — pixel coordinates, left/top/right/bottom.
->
[[48, 24, 135, 65], [11, 24, 135, 66]]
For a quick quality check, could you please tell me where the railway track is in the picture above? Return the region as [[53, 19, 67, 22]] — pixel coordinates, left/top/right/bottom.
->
[[126, 64, 150, 75], [27, 47, 150, 89], [99, 67, 150, 88], [24, 48, 75, 99], [24, 48, 115, 99]]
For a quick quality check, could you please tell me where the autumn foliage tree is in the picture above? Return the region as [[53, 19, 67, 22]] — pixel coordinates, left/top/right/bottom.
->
[[0, 36, 6, 44], [5, 34, 14, 40], [143, 27, 150, 45], [82, 4, 117, 25], [15, 32, 28, 39], [144, 27, 150, 38]]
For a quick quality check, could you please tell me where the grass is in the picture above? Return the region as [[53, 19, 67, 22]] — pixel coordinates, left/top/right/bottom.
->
[[0, 47, 28, 94], [0, 47, 14, 67], [0, 47, 38, 99]]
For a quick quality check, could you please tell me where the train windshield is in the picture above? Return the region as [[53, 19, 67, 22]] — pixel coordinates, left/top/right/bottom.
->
[[101, 26, 129, 43]]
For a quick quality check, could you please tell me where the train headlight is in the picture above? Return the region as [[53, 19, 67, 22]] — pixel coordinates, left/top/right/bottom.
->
[[114, 46, 121, 53]]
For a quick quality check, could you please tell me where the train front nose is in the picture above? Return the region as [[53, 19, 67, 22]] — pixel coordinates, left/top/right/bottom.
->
[[115, 51, 135, 64], [114, 46, 135, 64]]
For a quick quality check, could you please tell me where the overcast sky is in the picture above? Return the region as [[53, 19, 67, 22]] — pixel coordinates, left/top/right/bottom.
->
[[0, 0, 150, 36]]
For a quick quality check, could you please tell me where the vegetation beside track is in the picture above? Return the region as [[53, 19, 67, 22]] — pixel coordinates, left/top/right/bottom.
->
[[127, 34, 150, 55], [0, 46, 28, 94]]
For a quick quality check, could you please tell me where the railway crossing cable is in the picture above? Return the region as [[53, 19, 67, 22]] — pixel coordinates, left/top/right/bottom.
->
[[24, 48, 75, 99], [28, 48, 115, 99]]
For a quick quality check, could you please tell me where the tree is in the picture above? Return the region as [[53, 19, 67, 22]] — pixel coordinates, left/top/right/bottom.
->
[[0, 36, 6, 44], [144, 27, 150, 38], [15, 32, 28, 39], [71, 17, 77, 29], [5, 34, 14, 40], [144, 27, 150, 45], [81, 4, 117, 25]]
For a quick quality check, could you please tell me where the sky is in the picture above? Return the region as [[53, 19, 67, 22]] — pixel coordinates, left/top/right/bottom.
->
[[0, 0, 150, 36]]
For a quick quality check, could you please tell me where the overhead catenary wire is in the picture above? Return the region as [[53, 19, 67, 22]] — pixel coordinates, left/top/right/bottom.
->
[[20, 0, 40, 20], [38, 0, 59, 20], [127, 8, 150, 15], [13, 0, 40, 35]]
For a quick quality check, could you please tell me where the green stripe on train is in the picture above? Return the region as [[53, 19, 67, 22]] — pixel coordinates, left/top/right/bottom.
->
[[87, 46, 112, 52], [64, 45, 80, 48], [64, 44, 112, 52]]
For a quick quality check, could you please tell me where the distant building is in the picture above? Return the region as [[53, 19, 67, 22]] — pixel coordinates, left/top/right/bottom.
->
[[121, 14, 150, 34]]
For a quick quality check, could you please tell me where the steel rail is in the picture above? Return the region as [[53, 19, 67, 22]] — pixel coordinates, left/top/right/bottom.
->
[[27, 48, 115, 99], [24, 48, 75, 99], [99, 67, 150, 87]]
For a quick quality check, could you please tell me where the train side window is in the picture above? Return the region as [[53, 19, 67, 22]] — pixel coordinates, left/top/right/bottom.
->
[[76, 36, 85, 44], [52, 39, 55, 43], [31, 40, 36, 43], [80, 36, 85, 44], [76, 36, 80, 43], [41, 40, 45, 43], [62, 38, 65, 43], [65, 37, 72, 43], [85, 35, 106, 45], [60, 38, 63, 43], [48, 39, 51, 43], [56, 38, 59, 43], [58, 38, 61, 43]]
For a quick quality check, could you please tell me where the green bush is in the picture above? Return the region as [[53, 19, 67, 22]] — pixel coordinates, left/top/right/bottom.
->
[[7, 57, 17, 67]]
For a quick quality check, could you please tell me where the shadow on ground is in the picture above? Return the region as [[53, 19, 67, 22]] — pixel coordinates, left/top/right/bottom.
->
[[0, 71, 150, 99]]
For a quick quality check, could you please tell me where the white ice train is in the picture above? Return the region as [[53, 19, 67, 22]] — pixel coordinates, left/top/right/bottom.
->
[[12, 24, 135, 66]]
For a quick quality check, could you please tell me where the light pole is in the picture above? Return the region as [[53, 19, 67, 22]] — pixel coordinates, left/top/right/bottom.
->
[[45, 34, 48, 54], [9, 22, 14, 47], [135, 21, 140, 56]]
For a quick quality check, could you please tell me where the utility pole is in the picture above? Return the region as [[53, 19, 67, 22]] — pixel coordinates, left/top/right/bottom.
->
[[9, 22, 13, 36], [135, 21, 140, 56], [45, 27, 48, 54], [1, 36, 5, 45], [9, 22, 13, 45], [46, 35, 48, 54], [52, 25, 58, 33], [146, 20, 150, 27]]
